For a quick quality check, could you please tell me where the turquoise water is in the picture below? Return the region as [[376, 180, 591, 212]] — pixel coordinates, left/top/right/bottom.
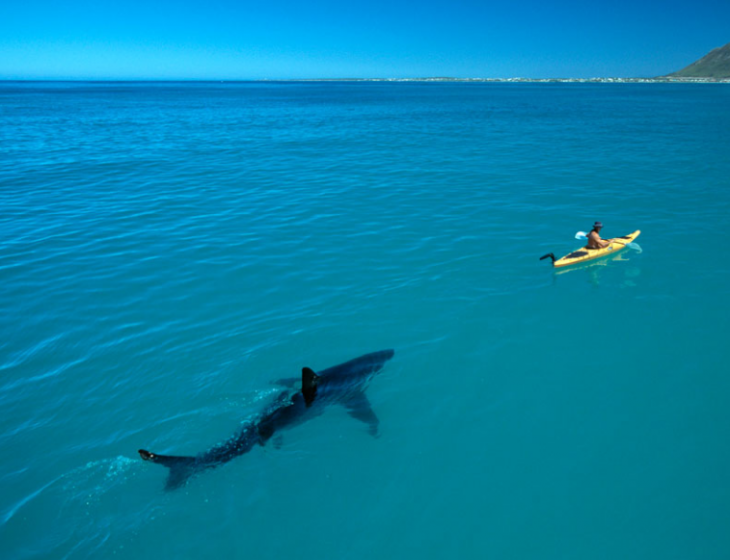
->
[[1, 81, 729, 559]]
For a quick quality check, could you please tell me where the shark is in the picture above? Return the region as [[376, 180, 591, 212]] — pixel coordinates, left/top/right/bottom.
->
[[138, 349, 394, 490]]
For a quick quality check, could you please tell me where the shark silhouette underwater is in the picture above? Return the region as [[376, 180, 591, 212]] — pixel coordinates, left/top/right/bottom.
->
[[138, 349, 395, 490]]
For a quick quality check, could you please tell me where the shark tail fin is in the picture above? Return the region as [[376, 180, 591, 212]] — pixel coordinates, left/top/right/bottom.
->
[[139, 449, 198, 491], [302, 367, 320, 407]]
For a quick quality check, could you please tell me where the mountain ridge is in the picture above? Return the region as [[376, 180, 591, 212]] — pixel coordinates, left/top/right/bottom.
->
[[667, 42, 730, 79]]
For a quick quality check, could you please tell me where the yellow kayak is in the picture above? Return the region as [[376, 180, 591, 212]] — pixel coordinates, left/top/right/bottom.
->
[[541, 230, 641, 268]]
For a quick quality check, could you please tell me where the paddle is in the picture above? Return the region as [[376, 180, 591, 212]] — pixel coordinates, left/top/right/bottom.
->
[[575, 231, 641, 252]]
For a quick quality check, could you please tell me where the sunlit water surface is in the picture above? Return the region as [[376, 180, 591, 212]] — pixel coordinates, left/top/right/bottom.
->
[[1, 82, 729, 559]]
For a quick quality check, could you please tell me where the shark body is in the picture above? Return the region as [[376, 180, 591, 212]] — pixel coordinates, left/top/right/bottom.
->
[[139, 349, 394, 489]]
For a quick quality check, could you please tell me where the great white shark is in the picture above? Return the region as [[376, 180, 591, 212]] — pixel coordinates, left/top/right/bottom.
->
[[138, 349, 394, 490]]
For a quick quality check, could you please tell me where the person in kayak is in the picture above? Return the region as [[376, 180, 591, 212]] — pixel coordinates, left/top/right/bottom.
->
[[587, 221, 611, 249]]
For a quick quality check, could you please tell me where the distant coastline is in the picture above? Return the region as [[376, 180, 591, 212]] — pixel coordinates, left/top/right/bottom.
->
[[288, 76, 730, 84], [2, 76, 728, 84], [293, 42, 729, 83], [4, 41, 728, 84]]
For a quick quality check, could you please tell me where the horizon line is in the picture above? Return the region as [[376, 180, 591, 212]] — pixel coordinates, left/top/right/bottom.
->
[[1, 76, 721, 83]]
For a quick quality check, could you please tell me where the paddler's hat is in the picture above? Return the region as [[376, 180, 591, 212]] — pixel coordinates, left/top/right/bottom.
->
[[593, 221, 603, 229]]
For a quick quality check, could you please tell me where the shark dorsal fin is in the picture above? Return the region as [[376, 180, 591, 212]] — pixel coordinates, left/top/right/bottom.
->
[[302, 367, 320, 407]]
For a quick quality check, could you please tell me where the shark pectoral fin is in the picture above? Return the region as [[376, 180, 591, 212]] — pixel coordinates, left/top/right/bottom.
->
[[343, 393, 380, 437], [138, 449, 199, 491], [302, 367, 320, 407]]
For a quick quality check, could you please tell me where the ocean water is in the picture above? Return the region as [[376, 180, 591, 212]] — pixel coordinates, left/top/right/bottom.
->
[[1, 81, 729, 559]]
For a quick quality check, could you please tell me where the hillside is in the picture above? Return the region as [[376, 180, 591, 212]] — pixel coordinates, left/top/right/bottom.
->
[[668, 42, 730, 79]]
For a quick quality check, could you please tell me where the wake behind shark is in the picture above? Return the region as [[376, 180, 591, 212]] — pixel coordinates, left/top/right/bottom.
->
[[139, 349, 394, 490]]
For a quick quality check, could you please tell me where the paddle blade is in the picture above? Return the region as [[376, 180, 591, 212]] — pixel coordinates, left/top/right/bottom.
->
[[539, 253, 556, 263], [575, 231, 588, 240]]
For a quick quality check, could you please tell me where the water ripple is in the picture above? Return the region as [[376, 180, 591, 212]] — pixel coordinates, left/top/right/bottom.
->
[[1, 82, 729, 560]]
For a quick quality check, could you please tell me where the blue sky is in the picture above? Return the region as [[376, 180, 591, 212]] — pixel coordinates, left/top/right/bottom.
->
[[0, 0, 728, 79]]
